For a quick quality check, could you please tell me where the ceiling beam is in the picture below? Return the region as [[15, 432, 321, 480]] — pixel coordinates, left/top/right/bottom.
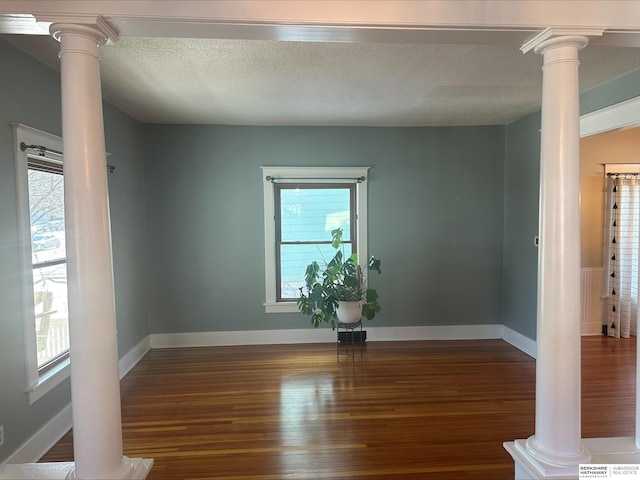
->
[[0, 0, 640, 39], [0, 1, 638, 28], [0, 1, 638, 47]]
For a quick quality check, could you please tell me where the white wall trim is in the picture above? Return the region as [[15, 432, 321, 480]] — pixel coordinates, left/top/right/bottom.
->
[[605, 163, 640, 174], [366, 324, 505, 341], [260, 166, 370, 314], [151, 328, 336, 348], [502, 326, 537, 359], [580, 96, 640, 138], [150, 324, 534, 353], [11, 123, 68, 402], [4, 404, 72, 464], [582, 321, 605, 336], [118, 335, 151, 379], [5, 1, 640, 41], [3, 336, 151, 465]]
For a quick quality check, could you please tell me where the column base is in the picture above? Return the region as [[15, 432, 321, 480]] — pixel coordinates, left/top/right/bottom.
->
[[525, 435, 591, 469], [0, 456, 153, 480], [504, 436, 640, 479], [504, 439, 586, 479]]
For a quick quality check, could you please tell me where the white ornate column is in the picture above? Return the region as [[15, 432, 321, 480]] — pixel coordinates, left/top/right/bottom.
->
[[527, 34, 590, 466], [1, 18, 153, 480], [50, 20, 152, 480], [504, 30, 591, 479]]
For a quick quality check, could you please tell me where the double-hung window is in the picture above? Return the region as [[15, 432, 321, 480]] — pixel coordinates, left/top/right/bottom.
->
[[276, 183, 356, 301], [262, 166, 369, 313], [13, 124, 70, 403]]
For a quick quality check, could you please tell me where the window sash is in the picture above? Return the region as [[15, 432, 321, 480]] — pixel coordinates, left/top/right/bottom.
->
[[28, 156, 63, 174], [275, 183, 356, 302], [28, 163, 69, 372], [32, 261, 69, 370]]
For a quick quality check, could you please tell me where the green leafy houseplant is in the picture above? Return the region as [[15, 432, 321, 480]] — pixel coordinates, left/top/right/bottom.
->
[[297, 228, 382, 329]]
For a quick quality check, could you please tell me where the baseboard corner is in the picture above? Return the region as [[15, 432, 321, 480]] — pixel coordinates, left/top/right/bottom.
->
[[502, 326, 537, 358]]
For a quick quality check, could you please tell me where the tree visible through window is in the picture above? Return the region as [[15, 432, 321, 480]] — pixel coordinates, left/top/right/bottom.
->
[[275, 184, 355, 301], [28, 158, 69, 370], [261, 166, 369, 313]]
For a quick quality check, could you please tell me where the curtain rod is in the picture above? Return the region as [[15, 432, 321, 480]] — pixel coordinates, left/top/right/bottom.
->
[[20, 142, 62, 157], [20, 142, 116, 173], [266, 175, 366, 183]]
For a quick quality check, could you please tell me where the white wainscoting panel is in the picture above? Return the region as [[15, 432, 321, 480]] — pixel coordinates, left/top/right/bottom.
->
[[582, 268, 604, 336]]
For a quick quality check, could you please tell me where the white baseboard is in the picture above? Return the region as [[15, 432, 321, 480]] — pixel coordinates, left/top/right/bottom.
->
[[150, 328, 336, 348], [150, 324, 511, 348], [4, 336, 151, 464], [119, 336, 152, 379], [582, 322, 604, 336], [502, 326, 537, 359], [366, 324, 504, 341], [4, 404, 72, 464]]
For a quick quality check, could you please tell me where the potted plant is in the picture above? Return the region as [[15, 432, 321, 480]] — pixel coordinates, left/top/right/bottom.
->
[[297, 228, 382, 329]]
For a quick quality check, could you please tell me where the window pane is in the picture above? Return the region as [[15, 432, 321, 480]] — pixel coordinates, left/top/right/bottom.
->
[[29, 167, 68, 368], [28, 169, 65, 265], [280, 188, 351, 242], [280, 243, 353, 300], [33, 263, 69, 368]]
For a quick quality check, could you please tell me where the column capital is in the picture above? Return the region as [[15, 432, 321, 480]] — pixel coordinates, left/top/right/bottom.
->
[[533, 36, 588, 58], [43, 15, 119, 45], [521, 27, 603, 54]]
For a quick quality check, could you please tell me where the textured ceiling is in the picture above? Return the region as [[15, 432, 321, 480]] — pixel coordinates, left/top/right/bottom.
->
[[4, 34, 640, 126]]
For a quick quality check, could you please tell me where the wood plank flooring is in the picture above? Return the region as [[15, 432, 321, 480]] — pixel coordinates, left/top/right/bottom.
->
[[40, 337, 636, 479]]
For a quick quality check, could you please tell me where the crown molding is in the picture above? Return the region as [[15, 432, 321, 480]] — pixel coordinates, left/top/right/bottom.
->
[[520, 27, 605, 54], [36, 14, 119, 44]]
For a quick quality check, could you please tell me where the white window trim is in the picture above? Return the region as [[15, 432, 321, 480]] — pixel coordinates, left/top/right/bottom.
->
[[605, 164, 640, 174], [12, 123, 70, 404], [261, 166, 370, 313]]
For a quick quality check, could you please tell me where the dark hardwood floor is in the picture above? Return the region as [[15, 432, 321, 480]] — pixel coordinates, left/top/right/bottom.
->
[[40, 336, 636, 479]]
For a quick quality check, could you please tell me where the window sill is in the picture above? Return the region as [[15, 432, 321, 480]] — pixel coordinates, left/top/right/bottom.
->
[[264, 301, 299, 314], [25, 358, 70, 405]]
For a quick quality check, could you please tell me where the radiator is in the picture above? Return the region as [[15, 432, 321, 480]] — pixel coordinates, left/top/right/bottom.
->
[[581, 268, 604, 335]]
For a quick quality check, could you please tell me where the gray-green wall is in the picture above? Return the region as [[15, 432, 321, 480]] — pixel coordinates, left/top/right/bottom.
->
[[500, 69, 640, 341], [2, 35, 639, 464], [0, 39, 148, 461], [581, 70, 640, 116], [501, 111, 541, 340], [142, 125, 506, 333]]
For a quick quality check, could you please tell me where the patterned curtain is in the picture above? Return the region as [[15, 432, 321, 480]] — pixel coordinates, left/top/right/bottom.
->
[[606, 174, 640, 338]]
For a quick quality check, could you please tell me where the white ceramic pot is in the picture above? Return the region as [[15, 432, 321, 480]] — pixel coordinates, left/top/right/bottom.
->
[[336, 301, 362, 324]]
